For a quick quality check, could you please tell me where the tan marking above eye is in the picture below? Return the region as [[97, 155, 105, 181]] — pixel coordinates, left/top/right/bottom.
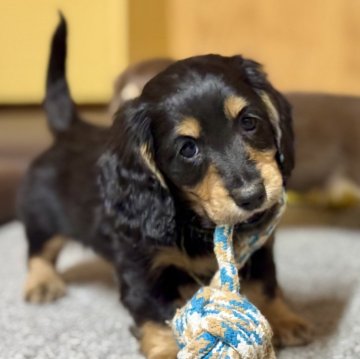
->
[[224, 95, 248, 120], [175, 117, 201, 138]]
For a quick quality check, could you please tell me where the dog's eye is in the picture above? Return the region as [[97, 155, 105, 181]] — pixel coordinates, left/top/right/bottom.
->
[[179, 139, 198, 159], [240, 116, 257, 132]]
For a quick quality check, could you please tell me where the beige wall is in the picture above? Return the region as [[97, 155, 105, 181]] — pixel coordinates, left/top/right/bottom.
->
[[131, 0, 360, 95], [1, 0, 359, 103], [0, 0, 128, 104], [129, 0, 169, 63]]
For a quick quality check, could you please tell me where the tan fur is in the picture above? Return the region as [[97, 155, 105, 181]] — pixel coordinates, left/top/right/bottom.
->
[[184, 164, 248, 225], [233, 234, 274, 265], [242, 281, 313, 347], [247, 148, 283, 208], [24, 257, 66, 303], [177, 283, 200, 305], [40, 235, 66, 263], [109, 58, 174, 115], [120, 83, 141, 101], [224, 95, 248, 120], [259, 91, 280, 129], [184, 144, 283, 224], [152, 247, 217, 280], [175, 117, 201, 138], [139, 321, 178, 359], [24, 236, 67, 303], [140, 144, 167, 188]]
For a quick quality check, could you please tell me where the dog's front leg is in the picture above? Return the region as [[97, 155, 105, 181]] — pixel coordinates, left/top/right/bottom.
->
[[115, 262, 179, 359], [240, 235, 313, 347]]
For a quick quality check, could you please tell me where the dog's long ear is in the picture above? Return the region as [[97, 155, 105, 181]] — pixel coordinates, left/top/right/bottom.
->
[[238, 57, 295, 181], [98, 99, 176, 246]]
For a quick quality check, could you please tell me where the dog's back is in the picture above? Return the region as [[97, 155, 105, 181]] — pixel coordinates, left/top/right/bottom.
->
[[18, 16, 108, 253]]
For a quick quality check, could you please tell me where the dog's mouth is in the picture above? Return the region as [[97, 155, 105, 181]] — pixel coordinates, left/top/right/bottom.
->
[[243, 210, 267, 225], [235, 205, 277, 232]]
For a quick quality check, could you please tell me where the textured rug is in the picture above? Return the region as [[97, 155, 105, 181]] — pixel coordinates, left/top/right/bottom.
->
[[0, 222, 359, 359]]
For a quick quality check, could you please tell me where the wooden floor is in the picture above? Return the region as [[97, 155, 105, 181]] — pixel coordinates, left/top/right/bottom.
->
[[0, 105, 111, 158], [0, 105, 359, 229]]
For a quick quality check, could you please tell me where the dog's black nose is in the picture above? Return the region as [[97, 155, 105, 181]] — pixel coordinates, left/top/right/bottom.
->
[[232, 183, 266, 211]]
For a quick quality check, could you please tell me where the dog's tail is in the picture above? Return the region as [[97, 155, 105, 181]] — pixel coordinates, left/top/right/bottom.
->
[[44, 13, 79, 135]]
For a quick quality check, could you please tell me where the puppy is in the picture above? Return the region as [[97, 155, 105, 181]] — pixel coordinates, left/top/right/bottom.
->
[[18, 17, 311, 358], [287, 92, 360, 205], [109, 58, 174, 115], [111, 62, 360, 209]]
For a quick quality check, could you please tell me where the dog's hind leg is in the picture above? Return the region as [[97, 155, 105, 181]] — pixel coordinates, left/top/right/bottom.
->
[[23, 227, 67, 303]]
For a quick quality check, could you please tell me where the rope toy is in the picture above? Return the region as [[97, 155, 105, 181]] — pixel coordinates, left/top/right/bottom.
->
[[171, 194, 286, 359]]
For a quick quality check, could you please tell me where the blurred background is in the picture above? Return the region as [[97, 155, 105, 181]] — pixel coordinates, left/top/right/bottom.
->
[[0, 0, 359, 225], [1, 4, 359, 357], [1, 0, 360, 103]]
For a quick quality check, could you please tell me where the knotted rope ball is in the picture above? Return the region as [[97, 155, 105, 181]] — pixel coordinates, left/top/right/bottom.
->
[[171, 194, 286, 359]]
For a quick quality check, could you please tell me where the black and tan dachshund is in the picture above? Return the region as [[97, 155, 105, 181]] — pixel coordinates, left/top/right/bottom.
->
[[18, 16, 311, 358]]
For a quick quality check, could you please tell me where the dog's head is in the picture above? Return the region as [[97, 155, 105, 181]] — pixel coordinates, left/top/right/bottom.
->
[[100, 55, 294, 243]]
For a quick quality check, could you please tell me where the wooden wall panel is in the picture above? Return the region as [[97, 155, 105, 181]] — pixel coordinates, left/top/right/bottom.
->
[[2, 0, 360, 103], [128, 0, 169, 63], [164, 0, 360, 94]]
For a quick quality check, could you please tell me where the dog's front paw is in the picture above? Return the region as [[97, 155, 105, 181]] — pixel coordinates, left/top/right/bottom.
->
[[242, 282, 314, 347], [271, 313, 313, 347], [253, 292, 314, 347], [24, 258, 67, 303], [139, 322, 178, 359]]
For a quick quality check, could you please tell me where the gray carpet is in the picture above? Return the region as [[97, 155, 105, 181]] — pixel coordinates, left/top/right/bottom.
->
[[1, 222, 360, 358]]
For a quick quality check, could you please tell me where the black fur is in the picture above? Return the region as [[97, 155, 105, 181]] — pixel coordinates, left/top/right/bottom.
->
[[18, 17, 295, 331], [44, 14, 78, 134], [241, 58, 295, 179]]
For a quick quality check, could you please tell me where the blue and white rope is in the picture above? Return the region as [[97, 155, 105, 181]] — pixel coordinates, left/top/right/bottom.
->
[[171, 194, 286, 358]]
